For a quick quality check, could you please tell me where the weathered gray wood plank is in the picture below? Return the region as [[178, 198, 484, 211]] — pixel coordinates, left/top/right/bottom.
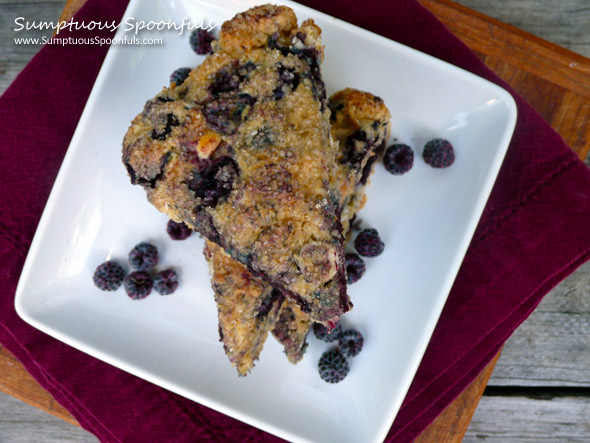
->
[[465, 395, 590, 441], [454, 0, 590, 57], [0, 392, 98, 443], [489, 260, 590, 386]]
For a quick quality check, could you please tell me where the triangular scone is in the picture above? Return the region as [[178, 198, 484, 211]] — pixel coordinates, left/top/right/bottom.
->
[[123, 4, 349, 324], [273, 89, 391, 361], [204, 241, 283, 375], [205, 89, 391, 374]]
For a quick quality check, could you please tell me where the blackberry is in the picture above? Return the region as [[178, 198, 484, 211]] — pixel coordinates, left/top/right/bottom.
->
[[170, 67, 191, 86], [209, 66, 242, 95], [383, 143, 414, 175], [354, 228, 384, 257], [423, 138, 455, 168], [256, 289, 281, 319], [153, 269, 179, 295], [209, 63, 255, 96], [124, 271, 153, 300], [338, 329, 364, 357], [188, 157, 240, 207], [272, 63, 300, 100], [202, 94, 256, 135], [93, 261, 125, 291], [318, 348, 349, 383], [128, 242, 159, 271], [345, 253, 366, 284], [166, 219, 192, 241], [313, 321, 342, 343], [151, 113, 179, 141], [189, 29, 214, 55]]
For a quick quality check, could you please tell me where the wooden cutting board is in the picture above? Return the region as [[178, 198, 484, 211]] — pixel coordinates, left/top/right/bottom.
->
[[2, 0, 589, 441]]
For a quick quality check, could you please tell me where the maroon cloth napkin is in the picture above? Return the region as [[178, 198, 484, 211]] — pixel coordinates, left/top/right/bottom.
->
[[2, 0, 590, 441]]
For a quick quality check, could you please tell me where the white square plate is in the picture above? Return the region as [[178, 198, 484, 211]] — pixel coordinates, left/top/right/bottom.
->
[[15, 0, 517, 441]]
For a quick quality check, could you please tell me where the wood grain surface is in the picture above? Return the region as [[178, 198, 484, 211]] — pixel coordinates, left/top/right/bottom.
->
[[452, 0, 590, 58], [1, 0, 589, 441], [415, 351, 501, 442], [489, 259, 590, 388], [0, 391, 97, 443], [0, 346, 77, 426], [466, 395, 590, 441]]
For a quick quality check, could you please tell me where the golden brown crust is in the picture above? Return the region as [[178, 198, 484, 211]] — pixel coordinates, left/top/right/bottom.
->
[[123, 4, 349, 324], [123, 5, 393, 376], [219, 5, 297, 53], [329, 88, 391, 233], [206, 88, 391, 373], [330, 88, 391, 130], [205, 241, 282, 376]]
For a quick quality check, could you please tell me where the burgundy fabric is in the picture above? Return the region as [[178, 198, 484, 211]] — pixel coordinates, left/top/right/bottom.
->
[[2, 0, 590, 441]]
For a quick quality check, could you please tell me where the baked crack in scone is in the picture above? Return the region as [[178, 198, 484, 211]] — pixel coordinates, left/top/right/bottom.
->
[[123, 4, 350, 324], [206, 88, 391, 374]]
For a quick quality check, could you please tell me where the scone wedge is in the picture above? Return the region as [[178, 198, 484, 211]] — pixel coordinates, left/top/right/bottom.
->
[[123, 4, 350, 324], [205, 88, 391, 374]]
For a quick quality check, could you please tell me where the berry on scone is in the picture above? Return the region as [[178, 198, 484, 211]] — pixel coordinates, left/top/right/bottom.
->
[[189, 29, 215, 55], [170, 67, 192, 86], [166, 219, 193, 241], [313, 321, 342, 343]]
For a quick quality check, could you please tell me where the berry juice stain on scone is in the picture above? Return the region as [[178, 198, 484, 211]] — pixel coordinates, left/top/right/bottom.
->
[[123, 4, 351, 324]]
